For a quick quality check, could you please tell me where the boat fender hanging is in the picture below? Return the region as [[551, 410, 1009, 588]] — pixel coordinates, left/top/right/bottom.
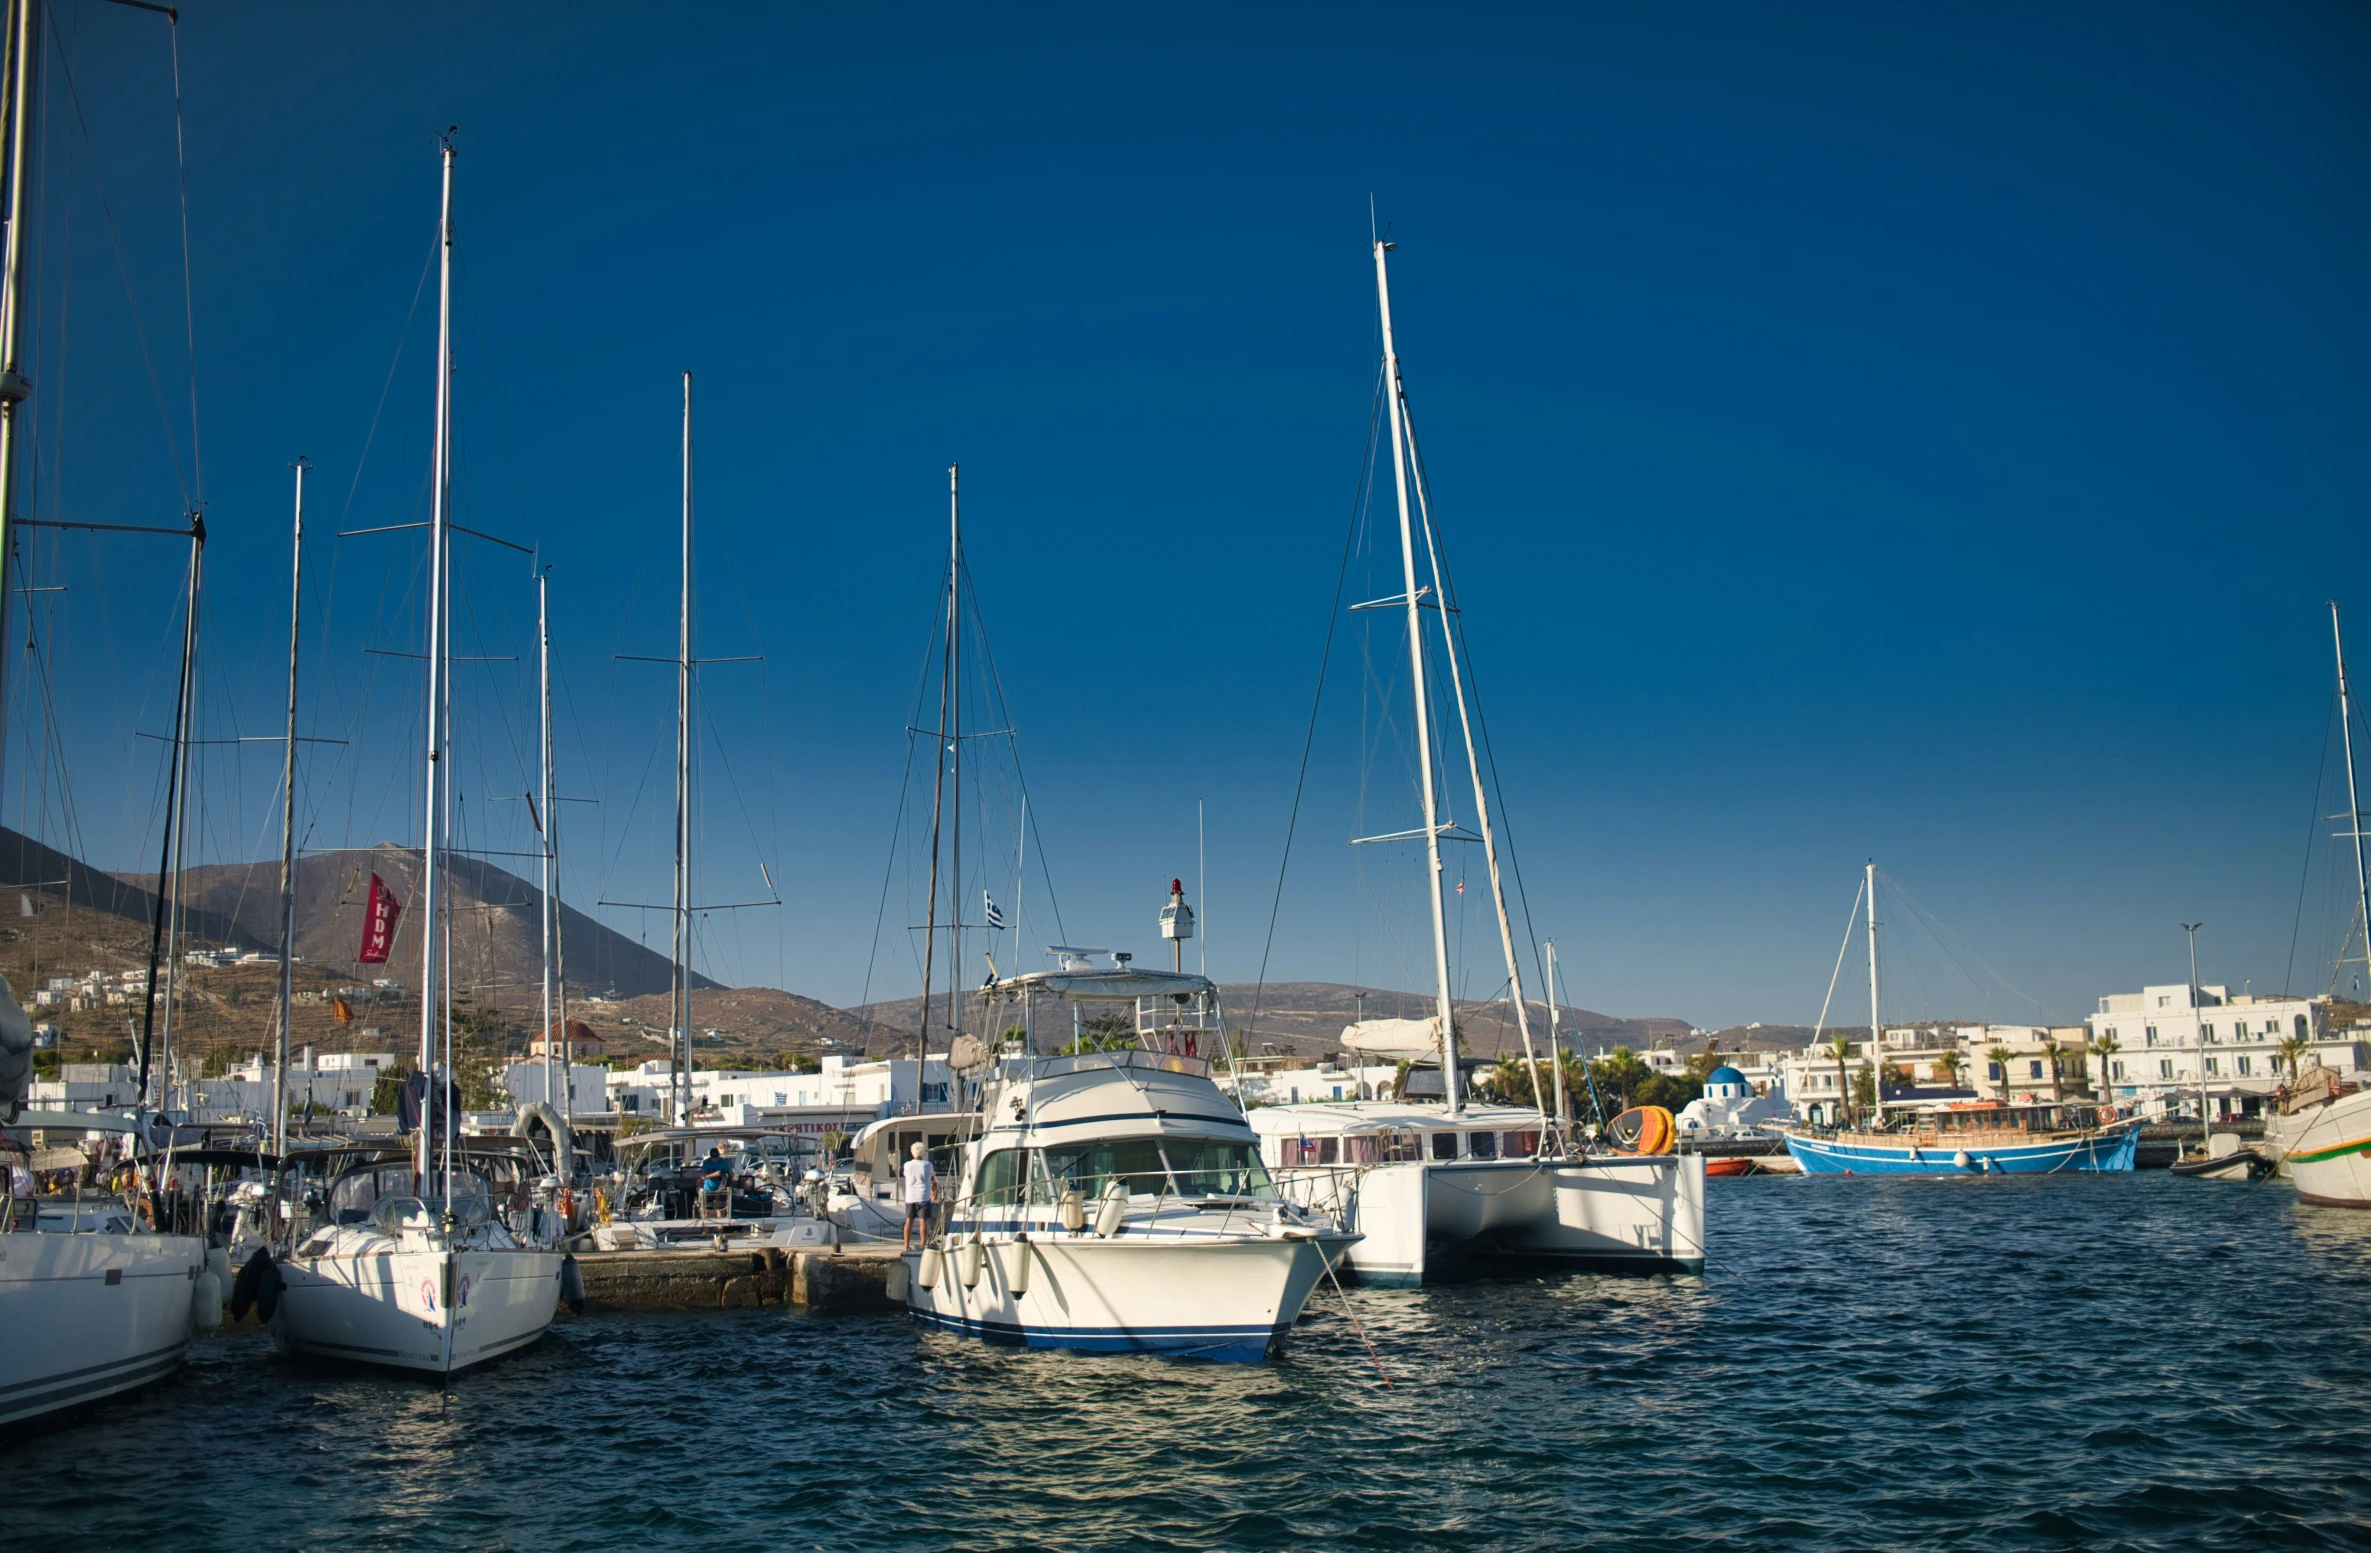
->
[[959, 1236, 984, 1288], [230, 1248, 281, 1323], [917, 1244, 943, 1289], [1094, 1181, 1128, 1239], [1952, 1150, 1973, 1171], [560, 1254, 586, 1316], [190, 1266, 224, 1333], [1059, 1190, 1085, 1233], [1008, 1235, 1031, 1296]]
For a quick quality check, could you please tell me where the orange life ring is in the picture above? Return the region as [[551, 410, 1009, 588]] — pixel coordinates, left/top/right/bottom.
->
[[1608, 1106, 1677, 1156], [2098, 1106, 2118, 1124], [134, 1195, 156, 1230]]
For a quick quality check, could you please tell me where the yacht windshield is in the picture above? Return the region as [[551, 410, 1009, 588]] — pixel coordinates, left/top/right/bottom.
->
[[1019, 1137, 1275, 1203]]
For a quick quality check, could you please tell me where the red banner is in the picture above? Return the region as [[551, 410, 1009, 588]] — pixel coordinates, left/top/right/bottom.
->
[[358, 873, 402, 965]]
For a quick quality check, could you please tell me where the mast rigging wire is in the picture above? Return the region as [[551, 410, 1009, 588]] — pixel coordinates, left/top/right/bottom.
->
[[1246, 364, 1384, 1047]]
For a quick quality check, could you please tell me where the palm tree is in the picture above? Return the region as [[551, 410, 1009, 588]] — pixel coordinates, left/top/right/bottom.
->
[[2092, 1032, 2120, 1099], [1938, 1049, 1967, 1091], [2042, 1043, 2064, 1104], [1986, 1044, 2015, 1105], [1824, 1033, 1854, 1128], [2277, 1035, 2309, 1083]]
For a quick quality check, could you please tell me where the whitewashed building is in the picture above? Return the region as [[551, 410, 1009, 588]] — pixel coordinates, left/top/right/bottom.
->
[[2087, 984, 2364, 1118], [603, 1053, 956, 1137]]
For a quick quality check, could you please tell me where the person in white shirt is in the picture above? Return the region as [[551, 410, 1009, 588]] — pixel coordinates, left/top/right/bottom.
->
[[901, 1141, 936, 1251]]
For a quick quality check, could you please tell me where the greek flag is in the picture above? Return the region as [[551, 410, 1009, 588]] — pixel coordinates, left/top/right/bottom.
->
[[984, 891, 1007, 930]]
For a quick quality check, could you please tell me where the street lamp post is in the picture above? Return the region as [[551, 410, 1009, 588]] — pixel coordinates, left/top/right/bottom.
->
[[2182, 922, 2210, 1147]]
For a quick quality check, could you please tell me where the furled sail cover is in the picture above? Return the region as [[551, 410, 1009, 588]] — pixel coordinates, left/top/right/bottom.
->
[[1338, 1016, 1442, 1063], [0, 973, 31, 1118]]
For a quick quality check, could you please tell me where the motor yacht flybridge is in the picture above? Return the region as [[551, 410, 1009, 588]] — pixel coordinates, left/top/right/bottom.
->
[[904, 949, 1356, 1362], [1246, 237, 1705, 1283]]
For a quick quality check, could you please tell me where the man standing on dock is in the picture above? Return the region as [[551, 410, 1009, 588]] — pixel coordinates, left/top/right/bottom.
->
[[902, 1141, 936, 1251]]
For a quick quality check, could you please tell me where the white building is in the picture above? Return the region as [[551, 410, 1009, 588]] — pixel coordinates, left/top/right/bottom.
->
[[1675, 1064, 1791, 1139], [2087, 984, 2364, 1119], [502, 1060, 610, 1116], [603, 1052, 956, 1137]]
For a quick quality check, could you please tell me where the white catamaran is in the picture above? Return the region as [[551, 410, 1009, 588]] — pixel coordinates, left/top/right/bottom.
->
[[1248, 238, 1704, 1284], [270, 140, 564, 1373]]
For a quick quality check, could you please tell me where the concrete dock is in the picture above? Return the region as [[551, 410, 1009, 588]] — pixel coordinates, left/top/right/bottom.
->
[[565, 1243, 908, 1316]]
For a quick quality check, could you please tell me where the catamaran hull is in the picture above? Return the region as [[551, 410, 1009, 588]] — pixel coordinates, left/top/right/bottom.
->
[[0, 1230, 204, 1426], [273, 1247, 562, 1374], [2271, 1090, 2371, 1206], [1277, 1155, 1707, 1286], [904, 1234, 1343, 1363], [1782, 1129, 2138, 1175]]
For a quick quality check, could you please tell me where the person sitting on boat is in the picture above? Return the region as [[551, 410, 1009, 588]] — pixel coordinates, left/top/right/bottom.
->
[[699, 1147, 733, 1217], [901, 1141, 936, 1251]]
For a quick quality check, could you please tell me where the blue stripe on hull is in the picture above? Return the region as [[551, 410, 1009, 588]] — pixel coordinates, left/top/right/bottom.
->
[[910, 1307, 1282, 1363], [1783, 1129, 2138, 1175]]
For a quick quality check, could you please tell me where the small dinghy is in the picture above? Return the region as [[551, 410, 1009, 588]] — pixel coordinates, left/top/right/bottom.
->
[[2169, 1132, 2276, 1183]]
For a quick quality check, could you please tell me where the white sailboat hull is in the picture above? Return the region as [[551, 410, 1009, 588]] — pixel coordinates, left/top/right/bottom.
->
[[274, 1246, 562, 1375], [0, 1229, 205, 1425], [905, 1231, 1344, 1363], [2270, 1088, 2371, 1207]]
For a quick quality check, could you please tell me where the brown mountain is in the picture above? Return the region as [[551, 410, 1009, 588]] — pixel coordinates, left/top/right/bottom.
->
[[853, 979, 1692, 1059], [120, 846, 719, 1003]]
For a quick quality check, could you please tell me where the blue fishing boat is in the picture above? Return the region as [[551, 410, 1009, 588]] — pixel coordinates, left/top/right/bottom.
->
[[1784, 1102, 2139, 1175]]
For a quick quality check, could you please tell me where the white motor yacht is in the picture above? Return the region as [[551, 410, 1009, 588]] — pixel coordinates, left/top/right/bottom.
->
[[825, 1113, 981, 1243], [904, 961, 1357, 1362], [1, 1108, 209, 1426]]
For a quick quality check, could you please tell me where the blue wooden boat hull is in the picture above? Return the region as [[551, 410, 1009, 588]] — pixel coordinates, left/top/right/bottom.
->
[[1783, 1128, 2138, 1175]]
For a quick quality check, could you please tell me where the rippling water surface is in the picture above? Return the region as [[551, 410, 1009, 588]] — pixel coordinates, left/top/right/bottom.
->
[[12, 1172, 2371, 1551]]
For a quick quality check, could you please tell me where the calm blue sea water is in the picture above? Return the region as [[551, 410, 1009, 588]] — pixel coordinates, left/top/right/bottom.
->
[[10, 1171, 2371, 1552]]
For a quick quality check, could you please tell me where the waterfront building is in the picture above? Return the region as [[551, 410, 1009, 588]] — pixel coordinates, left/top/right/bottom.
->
[[602, 1052, 955, 1136], [2086, 984, 2367, 1118]]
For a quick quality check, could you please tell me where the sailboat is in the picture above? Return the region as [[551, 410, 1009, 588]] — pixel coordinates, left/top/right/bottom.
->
[[1246, 238, 1705, 1284], [2268, 603, 2371, 1206], [1781, 863, 2137, 1175], [0, 0, 209, 1425], [270, 140, 564, 1373]]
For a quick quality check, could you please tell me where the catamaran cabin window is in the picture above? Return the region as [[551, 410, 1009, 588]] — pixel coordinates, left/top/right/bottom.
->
[[1430, 1132, 1458, 1161], [1375, 1129, 1422, 1164], [1466, 1130, 1498, 1161], [1502, 1131, 1539, 1157]]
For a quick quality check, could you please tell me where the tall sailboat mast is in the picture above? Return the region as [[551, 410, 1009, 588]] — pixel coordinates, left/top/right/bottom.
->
[[538, 566, 565, 1142], [1864, 859, 1881, 1125], [273, 458, 308, 1157], [1399, 396, 1550, 1128], [417, 137, 455, 1190], [1372, 239, 1461, 1114], [673, 373, 693, 1126], [155, 538, 201, 1111], [2335, 603, 2370, 997], [916, 466, 956, 1066], [0, 0, 36, 735]]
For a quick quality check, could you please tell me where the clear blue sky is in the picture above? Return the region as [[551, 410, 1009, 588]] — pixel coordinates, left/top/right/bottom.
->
[[14, 0, 2369, 1030]]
